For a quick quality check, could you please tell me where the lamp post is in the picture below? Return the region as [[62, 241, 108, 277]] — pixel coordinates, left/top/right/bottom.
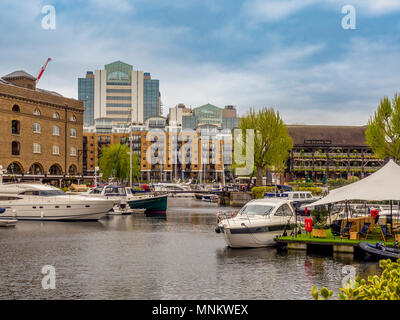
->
[[94, 166, 99, 186]]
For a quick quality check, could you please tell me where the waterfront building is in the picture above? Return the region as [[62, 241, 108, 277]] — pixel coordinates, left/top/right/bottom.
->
[[169, 103, 239, 131], [167, 104, 192, 127], [83, 121, 231, 182], [0, 70, 84, 183], [79, 61, 161, 126], [286, 125, 384, 181]]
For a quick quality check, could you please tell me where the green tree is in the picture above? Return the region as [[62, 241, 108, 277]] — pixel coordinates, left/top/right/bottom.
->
[[98, 143, 140, 182], [239, 107, 293, 186], [366, 94, 400, 162]]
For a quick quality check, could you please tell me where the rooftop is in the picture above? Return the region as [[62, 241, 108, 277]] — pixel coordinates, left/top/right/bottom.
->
[[2, 70, 36, 81], [287, 124, 367, 146]]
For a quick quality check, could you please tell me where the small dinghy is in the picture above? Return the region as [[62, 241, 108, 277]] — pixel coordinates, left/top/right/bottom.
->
[[358, 242, 400, 260], [0, 208, 17, 227]]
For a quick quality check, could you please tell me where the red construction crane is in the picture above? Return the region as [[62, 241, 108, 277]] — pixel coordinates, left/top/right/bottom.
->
[[36, 58, 52, 84]]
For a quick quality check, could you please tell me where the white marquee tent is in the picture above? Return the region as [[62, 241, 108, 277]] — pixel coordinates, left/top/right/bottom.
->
[[309, 159, 400, 207]]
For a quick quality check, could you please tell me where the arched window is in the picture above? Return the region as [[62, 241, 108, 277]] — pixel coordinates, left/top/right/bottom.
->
[[12, 105, 20, 112], [33, 123, 41, 133], [33, 108, 41, 116], [49, 164, 62, 175], [70, 128, 77, 138], [11, 141, 20, 155], [70, 147, 77, 156], [7, 162, 23, 174], [29, 163, 44, 175], [12, 120, 20, 134], [68, 165, 77, 175], [70, 114, 77, 122], [33, 143, 41, 154], [53, 125, 60, 136], [53, 112, 60, 119]]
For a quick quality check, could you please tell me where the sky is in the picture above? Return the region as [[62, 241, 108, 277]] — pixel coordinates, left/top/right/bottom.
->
[[1, 0, 400, 125]]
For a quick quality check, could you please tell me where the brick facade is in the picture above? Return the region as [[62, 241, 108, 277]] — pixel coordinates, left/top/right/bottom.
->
[[0, 78, 84, 177]]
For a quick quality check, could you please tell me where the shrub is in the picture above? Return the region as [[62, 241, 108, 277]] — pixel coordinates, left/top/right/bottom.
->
[[293, 186, 323, 196], [251, 186, 278, 199], [312, 259, 400, 300]]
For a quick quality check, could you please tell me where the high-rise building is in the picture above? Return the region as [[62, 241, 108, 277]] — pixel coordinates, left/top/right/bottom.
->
[[79, 61, 161, 126], [78, 71, 94, 125]]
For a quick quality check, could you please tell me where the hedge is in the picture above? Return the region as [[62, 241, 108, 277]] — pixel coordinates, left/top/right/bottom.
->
[[251, 186, 278, 199], [251, 186, 323, 198]]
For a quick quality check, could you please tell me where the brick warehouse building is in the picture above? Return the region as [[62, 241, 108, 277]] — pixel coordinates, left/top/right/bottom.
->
[[286, 125, 384, 181], [0, 70, 84, 184]]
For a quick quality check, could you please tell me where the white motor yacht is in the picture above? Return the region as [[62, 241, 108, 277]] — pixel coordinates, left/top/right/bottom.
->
[[216, 198, 296, 248], [0, 183, 114, 221]]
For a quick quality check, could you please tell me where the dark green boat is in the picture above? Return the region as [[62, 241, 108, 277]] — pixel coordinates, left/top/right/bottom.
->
[[128, 195, 168, 216]]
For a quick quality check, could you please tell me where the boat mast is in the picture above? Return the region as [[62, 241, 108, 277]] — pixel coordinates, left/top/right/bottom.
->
[[129, 124, 133, 188]]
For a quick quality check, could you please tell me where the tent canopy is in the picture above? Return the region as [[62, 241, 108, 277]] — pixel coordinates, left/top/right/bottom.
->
[[309, 159, 400, 206]]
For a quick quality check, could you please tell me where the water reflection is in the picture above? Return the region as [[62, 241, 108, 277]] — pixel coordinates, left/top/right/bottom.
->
[[0, 198, 380, 300]]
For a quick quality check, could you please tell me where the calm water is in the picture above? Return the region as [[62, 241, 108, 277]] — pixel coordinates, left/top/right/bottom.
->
[[0, 198, 380, 300]]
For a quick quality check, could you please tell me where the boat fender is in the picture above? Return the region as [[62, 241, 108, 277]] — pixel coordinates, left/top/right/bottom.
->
[[215, 226, 221, 234]]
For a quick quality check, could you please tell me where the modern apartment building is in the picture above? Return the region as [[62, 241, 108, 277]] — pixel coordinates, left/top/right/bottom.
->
[[83, 119, 232, 182], [168, 103, 239, 131], [79, 61, 161, 126]]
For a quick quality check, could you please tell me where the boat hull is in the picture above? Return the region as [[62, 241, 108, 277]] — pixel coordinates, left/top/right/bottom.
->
[[221, 228, 284, 248], [0, 200, 113, 221], [358, 242, 399, 260], [128, 195, 168, 216]]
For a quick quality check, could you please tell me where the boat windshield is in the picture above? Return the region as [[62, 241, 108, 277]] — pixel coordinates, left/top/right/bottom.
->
[[104, 187, 126, 196], [238, 204, 275, 216], [19, 189, 66, 196]]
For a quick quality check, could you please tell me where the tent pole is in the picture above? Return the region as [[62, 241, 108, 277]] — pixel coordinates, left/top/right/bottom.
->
[[390, 200, 393, 231]]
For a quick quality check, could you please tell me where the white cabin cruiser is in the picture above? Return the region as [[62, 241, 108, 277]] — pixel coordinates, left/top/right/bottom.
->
[[0, 183, 114, 221], [216, 198, 296, 248]]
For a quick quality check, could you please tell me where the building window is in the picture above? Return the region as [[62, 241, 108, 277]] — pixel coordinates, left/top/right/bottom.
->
[[53, 126, 60, 136], [70, 128, 77, 138], [12, 141, 20, 155], [12, 120, 20, 135], [34, 108, 41, 116], [33, 123, 41, 133], [70, 147, 77, 156], [70, 115, 77, 122], [33, 143, 41, 154], [53, 112, 60, 119], [49, 164, 62, 175], [12, 105, 20, 112], [68, 165, 77, 175], [52, 145, 60, 155]]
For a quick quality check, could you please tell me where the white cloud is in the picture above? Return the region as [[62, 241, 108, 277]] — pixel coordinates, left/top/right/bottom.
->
[[243, 0, 400, 23], [243, 0, 315, 22], [1, 0, 399, 126]]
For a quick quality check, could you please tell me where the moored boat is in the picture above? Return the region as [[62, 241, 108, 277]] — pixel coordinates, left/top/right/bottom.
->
[[216, 198, 296, 248], [0, 207, 17, 227], [128, 194, 168, 216], [0, 183, 114, 221], [358, 242, 400, 260]]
